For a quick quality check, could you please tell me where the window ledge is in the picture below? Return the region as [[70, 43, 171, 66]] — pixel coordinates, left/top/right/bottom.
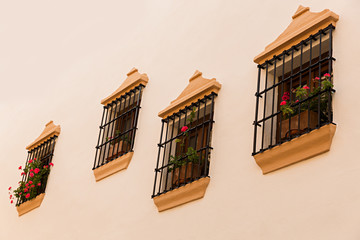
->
[[153, 177, 210, 212], [17, 193, 45, 217], [93, 152, 134, 181], [253, 124, 336, 174]]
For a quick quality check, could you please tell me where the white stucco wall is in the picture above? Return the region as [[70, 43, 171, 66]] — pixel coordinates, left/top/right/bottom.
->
[[1, 0, 360, 239]]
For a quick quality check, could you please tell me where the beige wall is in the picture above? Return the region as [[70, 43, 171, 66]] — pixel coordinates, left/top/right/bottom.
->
[[1, 0, 360, 239]]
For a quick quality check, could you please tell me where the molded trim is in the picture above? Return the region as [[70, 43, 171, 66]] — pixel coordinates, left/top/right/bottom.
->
[[158, 71, 221, 119], [253, 124, 336, 174], [153, 177, 210, 212], [93, 152, 134, 181], [26, 121, 61, 151], [101, 68, 148, 106], [16, 193, 45, 216], [254, 5, 339, 64]]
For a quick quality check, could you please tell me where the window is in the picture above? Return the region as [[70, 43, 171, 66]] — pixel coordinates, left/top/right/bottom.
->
[[152, 93, 216, 198], [12, 121, 60, 216], [253, 25, 335, 155], [152, 70, 221, 212], [92, 68, 148, 181], [93, 85, 144, 169], [252, 6, 339, 174]]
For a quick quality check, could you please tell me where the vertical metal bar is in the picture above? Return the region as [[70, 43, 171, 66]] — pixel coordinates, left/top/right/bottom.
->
[[261, 63, 268, 150], [279, 52, 285, 144], [200, 98, 207, 178], [204, 94, 215, 176], [298, 44, 304, 132], [164, 114, 176, 192], [100, 102, 115, 166], [130, 86, 143, 150], [317, 34, 322, 128], [95, 106, 109, 168], [308, 37, 313, 131], [93, 107, 106, 169], [157, 119, 169, 195], [270, 59, 277, 146], [177, 110, 183, 187], [288, 48, 294, 140], [153, 120, 165, 197], [328, 27, 333, 123], [115, 95, 125, 157], [108, 98, 119, 160], [253, 66, 262, 154]]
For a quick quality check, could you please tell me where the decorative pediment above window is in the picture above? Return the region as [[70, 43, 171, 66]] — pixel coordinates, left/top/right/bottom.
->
[[158, 70, 222, 119], [26, 121, 61, 151], [254, 5, 339, 64], [101, 68, 149, 106]]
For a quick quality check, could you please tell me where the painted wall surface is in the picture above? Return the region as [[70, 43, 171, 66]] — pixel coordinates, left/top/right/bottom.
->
[[1, 0, 360, 239]]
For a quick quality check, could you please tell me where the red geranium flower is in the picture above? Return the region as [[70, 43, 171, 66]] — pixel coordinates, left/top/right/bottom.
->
[[181, 126, 188, 132], [324, 73, 331, 77], [37, 183, 41, 186], [10, 200, 13, 204], [31, 185, 35, 188], [34, 168, 40, 174], [29, 160, 33, 164], [25, 193, 30, 199], [303, 86, 310, 90], [49, 163, 54, 167], [8, 187, 11, 191], [29, 172, 34, 178], [29, 181, 33, 184], [18, 166, 22, 170], [280, 101, 287, 106]]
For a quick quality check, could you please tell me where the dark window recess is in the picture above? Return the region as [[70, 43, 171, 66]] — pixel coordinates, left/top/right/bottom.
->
[[152, 92, 217, 198], [252, 24, 336, 156], [93, 84, 144, 170], [16, 136, 57, 206]]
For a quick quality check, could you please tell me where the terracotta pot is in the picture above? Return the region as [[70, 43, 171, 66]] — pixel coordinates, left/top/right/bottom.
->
[[107, 140, 129, 161], [171, 162, 201, 186], [281, 110, 318, 139]]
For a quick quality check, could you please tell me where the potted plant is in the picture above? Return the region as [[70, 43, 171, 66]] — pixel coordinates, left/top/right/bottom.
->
[[167, 107, 203, 187], [280, 73, 333, 139], [106, 131, 131, 161]]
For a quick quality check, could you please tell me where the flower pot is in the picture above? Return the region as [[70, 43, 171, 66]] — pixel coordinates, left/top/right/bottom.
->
[[171, 162, 201, 187], [281, 110, 318, 139], [107, 140, 129, 161]]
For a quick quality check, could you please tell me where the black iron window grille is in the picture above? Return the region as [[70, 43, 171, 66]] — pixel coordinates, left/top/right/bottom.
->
[[152, 92, 217, 198], [93, 84, 144, 170], [252, 24, 336, 156], [16, 136, 57, 206]]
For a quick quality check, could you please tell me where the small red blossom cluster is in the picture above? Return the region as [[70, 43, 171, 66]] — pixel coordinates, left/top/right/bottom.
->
[[8, 158, 54, 205]]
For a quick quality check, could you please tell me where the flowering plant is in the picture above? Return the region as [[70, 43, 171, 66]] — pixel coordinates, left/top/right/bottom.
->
[[280, 73, 333, 119], [168, 107, 200, 172], [8, 158, 54, 205]]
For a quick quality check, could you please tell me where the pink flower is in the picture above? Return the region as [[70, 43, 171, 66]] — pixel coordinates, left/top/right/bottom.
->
[[295, 100, 299, 103], [49, 163, 54, 167], [29, 160, 33, 164], [181, 126, 188, 132], [324, 73, 331, 77], [25, 183, 29, 187], [314, 77, 320, 81], [34, 168, 40, 174], [280, 101, 287, 106], [19, 192, 22, 195], [24, 189, 28, 193], [25, 193, 30, 199], [29, 172, 34, 178], [8, 187, 11, 191], [31, 185, 35, 188], [303, 86, 310, 90], [37, 183, 41, 186], [29, 181, 33, 184], [43, 165, 48, 169], [18, 166, 22, 170], [10, 200, 13, 204]]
